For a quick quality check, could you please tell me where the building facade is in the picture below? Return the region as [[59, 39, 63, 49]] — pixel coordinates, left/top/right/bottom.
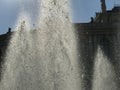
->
[[74, 0, 120, 89]]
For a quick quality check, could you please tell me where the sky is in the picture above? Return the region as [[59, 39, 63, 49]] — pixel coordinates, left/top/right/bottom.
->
[[0, 0, 119, 34]]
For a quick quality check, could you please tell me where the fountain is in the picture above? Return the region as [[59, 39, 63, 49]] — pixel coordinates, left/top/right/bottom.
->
[[92, 47, 117, 90], [0, 0, 81, 90]]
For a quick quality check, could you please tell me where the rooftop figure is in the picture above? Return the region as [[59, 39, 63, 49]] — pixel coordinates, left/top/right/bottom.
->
[[7, 27, 11, 34], [100, 0, 107, 13]]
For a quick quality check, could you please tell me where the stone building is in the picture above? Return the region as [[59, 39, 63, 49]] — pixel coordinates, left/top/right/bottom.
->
[[74, 0, 120, 89], [0, 28, 12, 61]]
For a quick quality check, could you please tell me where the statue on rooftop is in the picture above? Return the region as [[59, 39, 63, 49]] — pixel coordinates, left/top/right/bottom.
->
[[100, 0, 106, 13]]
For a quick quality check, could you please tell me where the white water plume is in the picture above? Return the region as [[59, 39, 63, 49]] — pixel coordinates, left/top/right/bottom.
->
[[0, 0, 81, 90], [0, 12, 34, 90], [92, 47, 117, 90]]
